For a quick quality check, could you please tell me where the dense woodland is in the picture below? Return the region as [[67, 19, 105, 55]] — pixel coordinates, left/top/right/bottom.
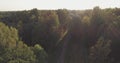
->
[[0, 7, 120, 63]]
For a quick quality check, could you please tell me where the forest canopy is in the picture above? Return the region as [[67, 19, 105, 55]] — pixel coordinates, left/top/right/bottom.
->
[[0, 7, 120, 63]]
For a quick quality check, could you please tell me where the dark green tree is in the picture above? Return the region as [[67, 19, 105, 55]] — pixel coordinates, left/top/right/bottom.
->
[[89, 37, 111, 63], [31, 44, 47, 63]]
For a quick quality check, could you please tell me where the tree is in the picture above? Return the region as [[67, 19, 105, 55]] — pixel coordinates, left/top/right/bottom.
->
[[89, 37, 111, 63], [31, 10, 60, 50], [82, 15, 90, 25], [2, 41, 36, 63], [31, 44, 47, 63], [56, 9, 70, 25], [30, 8, 39, 22], [0, 22, 36, 63], [88, 6, 105, 46], [0, 22, 18, 48]]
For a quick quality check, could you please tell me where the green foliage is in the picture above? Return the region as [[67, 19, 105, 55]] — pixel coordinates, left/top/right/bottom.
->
[[89, 37, 112, 63], [82, 15, 90, 25], [31, 44, 48, 63], [7, 59, 29, 63], [40, 10, 60, 28], [56, 9, 71, 25], [0, 7, 120, 63], [0, 22, 18, 48], [0, 45, 36, 63], [0, 22, 47, 63], [92, 7, 104, 25]]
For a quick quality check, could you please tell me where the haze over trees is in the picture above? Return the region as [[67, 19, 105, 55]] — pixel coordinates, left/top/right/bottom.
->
[[0, 6, 120, 63]]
